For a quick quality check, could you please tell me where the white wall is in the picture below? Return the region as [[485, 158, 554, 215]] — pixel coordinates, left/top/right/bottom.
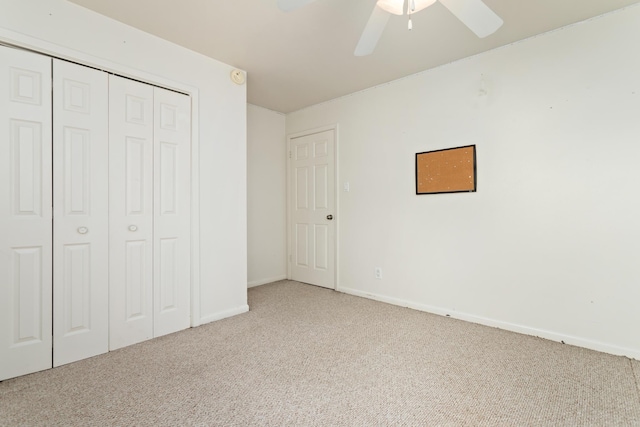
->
[[247, 104, 287, 287], [287, 5, 640, 359], [0, 0, 248, 324]]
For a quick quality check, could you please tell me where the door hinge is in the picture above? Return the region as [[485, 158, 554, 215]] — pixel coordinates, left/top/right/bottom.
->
[[289, 150, 292, 159]]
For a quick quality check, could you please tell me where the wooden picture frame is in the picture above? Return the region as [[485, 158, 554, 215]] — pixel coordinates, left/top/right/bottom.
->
[[415, 145, 477, 195]]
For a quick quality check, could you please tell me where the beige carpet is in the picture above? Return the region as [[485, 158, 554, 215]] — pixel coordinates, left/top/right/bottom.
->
[[1, 280, 639, 426]]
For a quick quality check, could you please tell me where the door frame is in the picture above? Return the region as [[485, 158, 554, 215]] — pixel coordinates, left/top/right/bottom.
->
[[0, 29, 202, 326], [286, 124, 339, 289]]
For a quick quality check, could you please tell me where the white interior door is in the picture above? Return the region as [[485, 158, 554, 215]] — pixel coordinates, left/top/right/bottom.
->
[[52, 59, 109, 366], [289, 129, 336, 289], [109, 75, 154, 350], [153, 87, 191, 337], [0, 46, 53, 380]]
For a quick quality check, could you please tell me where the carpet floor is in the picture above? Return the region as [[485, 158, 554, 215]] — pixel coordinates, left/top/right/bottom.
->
[[1, 280, 639, 426]]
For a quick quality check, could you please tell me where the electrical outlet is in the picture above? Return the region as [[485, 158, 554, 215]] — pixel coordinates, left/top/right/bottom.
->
[[374, 267, 382, 279]]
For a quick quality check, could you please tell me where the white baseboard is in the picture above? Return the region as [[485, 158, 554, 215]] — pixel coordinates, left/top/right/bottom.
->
[[248, 275, 287, 288], [196, 305, 249, 326], [337, 286, 640, 360]]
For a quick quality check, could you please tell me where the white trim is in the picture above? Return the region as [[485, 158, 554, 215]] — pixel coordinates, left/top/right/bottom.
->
[[286, 133, 291, 279], [198, 305, 250, 325], [334, 125, 340, 290], [338, 286, 640, 360], [0, 27, 202, 327], [286, 124, 339, 290], [190, 97, 202, 327], [248, 275, 288, 288]]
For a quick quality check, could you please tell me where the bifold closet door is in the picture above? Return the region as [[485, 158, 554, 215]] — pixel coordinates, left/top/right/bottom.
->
[[153, 87, 191, 337], [109, 75, 154, 350], [0, 46, 52, 381], [109, 78, 192, 348], [52, 59, 109, 366]]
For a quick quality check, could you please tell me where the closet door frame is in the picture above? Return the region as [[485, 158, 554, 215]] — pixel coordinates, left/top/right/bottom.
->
[[0, 31, 202, 327]]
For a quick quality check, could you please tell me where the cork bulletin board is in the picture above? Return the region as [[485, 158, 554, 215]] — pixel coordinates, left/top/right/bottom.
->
[[415, 145, 476, 195]]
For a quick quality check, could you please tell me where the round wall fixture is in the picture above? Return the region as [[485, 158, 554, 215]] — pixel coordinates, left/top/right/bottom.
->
[[230, 69, 245, 85]]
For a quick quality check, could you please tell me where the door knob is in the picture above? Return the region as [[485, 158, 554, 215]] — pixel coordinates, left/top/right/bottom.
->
[[326, 215, 333, 220], [128, 225, 138, 232], [77, 227, 88, 234]]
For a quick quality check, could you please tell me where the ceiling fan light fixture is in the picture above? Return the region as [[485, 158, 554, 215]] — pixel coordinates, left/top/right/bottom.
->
[[376, 0, 436, 16], [376, 0, 403, 15]]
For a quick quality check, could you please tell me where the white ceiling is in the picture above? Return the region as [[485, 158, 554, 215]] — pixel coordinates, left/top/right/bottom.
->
[[68, 0, 640, 113]]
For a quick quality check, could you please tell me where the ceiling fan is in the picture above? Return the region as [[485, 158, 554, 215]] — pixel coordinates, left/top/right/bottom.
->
[[277, 0, 503, 56]]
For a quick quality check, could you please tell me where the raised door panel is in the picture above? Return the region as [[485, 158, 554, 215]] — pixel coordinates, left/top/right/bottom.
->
[[124, 240, 148, 320], [295, 223, 309, 268], [11, 247, 45, 345], [314, 225, 328, 271], [153, 87, 191, 338], [159, 238, 178, 313], [52, 59, 109, 366], [109, 75, 154, 350], [296, 166, 309, 210], [0, 46, 52, 381], [11, 120, 43, 216]]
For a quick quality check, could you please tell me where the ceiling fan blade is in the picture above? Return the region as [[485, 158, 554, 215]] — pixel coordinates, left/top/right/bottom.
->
[[354, 5, 391, 57], [439, 0, 503, 38], [277, 0, 317, 12]]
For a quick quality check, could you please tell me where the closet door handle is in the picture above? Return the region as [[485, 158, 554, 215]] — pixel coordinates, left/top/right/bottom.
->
[[77, 227, 88, 235], [128, 225, 138, 232]]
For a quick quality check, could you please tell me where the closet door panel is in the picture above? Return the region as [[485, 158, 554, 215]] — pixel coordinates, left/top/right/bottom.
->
[[52, 59, 109, 366], [109, 75, 154, 350], [0, 46, 52, 381], [153, 88, 191, 337]]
